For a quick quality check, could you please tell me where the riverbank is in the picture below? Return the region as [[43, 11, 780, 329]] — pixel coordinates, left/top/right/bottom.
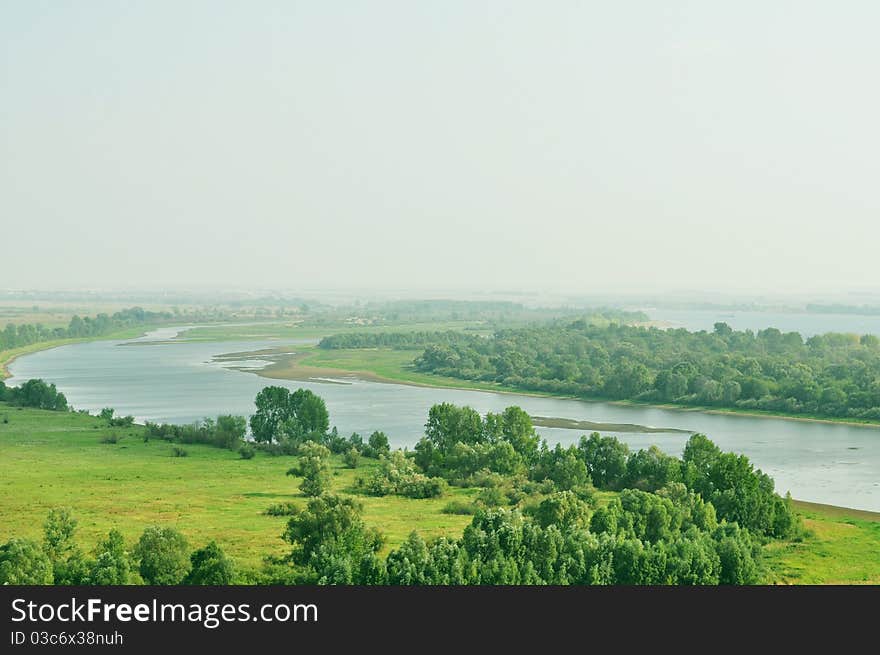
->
[[238, 345, 880, 431]]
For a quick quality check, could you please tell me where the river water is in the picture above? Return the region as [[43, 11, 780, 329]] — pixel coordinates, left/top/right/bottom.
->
[[643, 308, 880, 337], [7, 327, 880, 511]]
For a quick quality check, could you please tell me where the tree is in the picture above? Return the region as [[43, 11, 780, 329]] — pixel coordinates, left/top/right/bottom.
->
[[282, 494, 384, 583], [714, 523, 761, 585], [288, 389, 330, 436], [88, 530, 134, 585], [133, 526, 190, 585], [385, 531, 431, 585], [288, 442, 332, 496], [624, 445, 681, 492], [250, 386, 293, 443], [425, 403, 484, 452], [0, 538, 54, 584], [531, 491, 592, 529], [500, 406, 540, 463], [578, 433, 629, 489], [365, 431, 390, 458], [185, 541, 235, 585], [250, 387, 330, 444], [43, 507, 78, 563]]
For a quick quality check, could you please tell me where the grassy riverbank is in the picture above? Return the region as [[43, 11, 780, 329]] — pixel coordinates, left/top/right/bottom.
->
[[0, 403, 877, 582]]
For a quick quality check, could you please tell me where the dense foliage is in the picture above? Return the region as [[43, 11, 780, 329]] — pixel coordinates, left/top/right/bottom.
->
[[0, 378, 68, 410], [144, 414, 247, 450], [250, 386, 330, 444], [407, 321, 880, 420]]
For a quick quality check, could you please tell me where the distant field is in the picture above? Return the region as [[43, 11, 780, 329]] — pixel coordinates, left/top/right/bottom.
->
[[177, 320, 492, 342], [0, 403, 877, 583], [0, 302, 177, 327]]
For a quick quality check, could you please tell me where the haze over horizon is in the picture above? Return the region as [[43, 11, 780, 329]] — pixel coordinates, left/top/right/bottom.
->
[[2, 2, 878, 294]]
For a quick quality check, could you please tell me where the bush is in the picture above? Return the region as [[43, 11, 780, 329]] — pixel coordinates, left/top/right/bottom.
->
[[239, 444, 256, 460], [265, 502, 299, 517], [399, 474, 447, 499], [361, 451, 445, 498], [100, 433, 121, 444], [476, 486, 508, 507], [441, 500, 477, 515], [343, 447, 361, 469], [172, 446, 188, 457]]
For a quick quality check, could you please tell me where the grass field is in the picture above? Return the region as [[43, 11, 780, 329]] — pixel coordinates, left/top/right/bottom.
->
[[1, 402, 877, 583], [0, 403, 475, 571]]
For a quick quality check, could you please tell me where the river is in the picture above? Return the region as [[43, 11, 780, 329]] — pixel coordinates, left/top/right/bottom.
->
[[6, 327, 880, 511], [643, 308, 880, 337]]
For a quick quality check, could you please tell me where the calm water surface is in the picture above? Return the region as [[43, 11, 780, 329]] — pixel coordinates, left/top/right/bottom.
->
[[8, 328, 880, 511]]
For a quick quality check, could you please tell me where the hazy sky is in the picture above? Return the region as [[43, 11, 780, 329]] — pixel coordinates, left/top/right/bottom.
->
[[2, 1, 878, 295]]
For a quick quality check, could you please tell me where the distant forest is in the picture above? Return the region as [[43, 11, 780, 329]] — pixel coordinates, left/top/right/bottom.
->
[[322, 321, 880, 421]]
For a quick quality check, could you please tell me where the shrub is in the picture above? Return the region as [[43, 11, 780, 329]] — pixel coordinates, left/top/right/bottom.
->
[[442, 500, 477, 515], [239, 444, 256, 460], [265, 502, 299, 517], [172, 446, 188, 457], [361, 451, 445, 498], [343, 447, 361, 469], [100, 433, 121, 444], [476, 486, 508, 507]]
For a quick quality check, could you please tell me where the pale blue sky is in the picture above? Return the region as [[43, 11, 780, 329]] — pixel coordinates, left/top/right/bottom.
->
[[2, 2, 878, 294]]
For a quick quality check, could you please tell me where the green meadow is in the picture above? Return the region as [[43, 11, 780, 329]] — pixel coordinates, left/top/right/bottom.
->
[[1, 402, 877, 583]]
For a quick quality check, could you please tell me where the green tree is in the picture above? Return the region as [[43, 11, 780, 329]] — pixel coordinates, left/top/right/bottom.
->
[[185, 540, 235, 585], [282, 494, 384, 583], [133, 526, 190, 585], [43, 507, 78, 563], [0, 538, 54, 584], [88, 530, 134, 585], [250, 386, 293, 443], [578, 433, 629, 489], [288, 442, 332, 496]]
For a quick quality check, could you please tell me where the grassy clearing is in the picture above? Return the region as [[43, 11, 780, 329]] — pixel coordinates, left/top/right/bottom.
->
[[0, 403, 474, 570], [763, 501, 880, 584]]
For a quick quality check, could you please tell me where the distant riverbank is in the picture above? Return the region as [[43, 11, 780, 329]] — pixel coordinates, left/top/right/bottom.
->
[[239, 345, 880, 432]]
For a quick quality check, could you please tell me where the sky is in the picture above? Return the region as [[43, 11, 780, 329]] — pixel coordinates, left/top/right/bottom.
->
[[1, 1, 878, 296]]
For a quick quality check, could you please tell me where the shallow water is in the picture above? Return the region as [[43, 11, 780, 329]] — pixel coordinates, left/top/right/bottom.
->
[[7, 328, 880, 511]]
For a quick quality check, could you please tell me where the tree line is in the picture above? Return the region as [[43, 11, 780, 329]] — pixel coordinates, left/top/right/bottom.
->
[[0, 307, 175, 352], [384, 321, 880, 421]]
